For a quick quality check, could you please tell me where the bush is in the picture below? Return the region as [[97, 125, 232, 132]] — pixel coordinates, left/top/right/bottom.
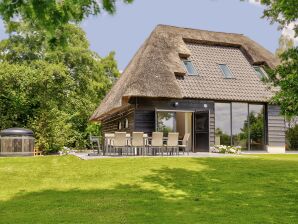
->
[[286, 125, 298, 150], [211, 145, 241, 154]]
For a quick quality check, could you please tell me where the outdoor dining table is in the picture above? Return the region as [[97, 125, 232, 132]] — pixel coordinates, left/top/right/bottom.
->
[[103, 134, 170, 156]]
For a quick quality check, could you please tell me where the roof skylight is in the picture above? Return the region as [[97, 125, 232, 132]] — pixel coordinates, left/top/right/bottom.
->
[[219, 64, 233, 79], [253, 66, 267, 79], [182, 60, 197, 75]]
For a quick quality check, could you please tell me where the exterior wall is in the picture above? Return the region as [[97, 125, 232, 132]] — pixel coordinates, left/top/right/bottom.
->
[[134, 110, 155, 134], [100, 99, 286, 153], [267, 105, 286, 153], [209, 110, 215, 148], [131, 97, 215, 147], [101, 107, 135, 134]]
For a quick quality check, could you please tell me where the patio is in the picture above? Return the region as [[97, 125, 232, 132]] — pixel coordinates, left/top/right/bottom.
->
[[90, 132, 192, 157], [71, 151, 243, 160]]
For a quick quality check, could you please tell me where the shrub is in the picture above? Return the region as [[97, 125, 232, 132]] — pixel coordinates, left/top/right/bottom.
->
[[286, 125, 298, 150], [211, 145, 241, 154]]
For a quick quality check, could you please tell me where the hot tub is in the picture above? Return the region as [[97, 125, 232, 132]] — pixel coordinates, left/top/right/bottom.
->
[[0, 128, 35, 156]]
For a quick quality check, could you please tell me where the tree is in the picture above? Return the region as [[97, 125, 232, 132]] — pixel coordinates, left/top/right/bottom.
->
[[260, 0, 298, 35], [245, 0, 298, 117], [266, 47, 298, 117], [0, 0, 133, 45], [275, 34, 294, 57], [0, 24, 119, 152]]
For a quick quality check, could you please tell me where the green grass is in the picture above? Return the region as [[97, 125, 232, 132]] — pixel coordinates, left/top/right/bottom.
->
[[0, 155, 298, 224]]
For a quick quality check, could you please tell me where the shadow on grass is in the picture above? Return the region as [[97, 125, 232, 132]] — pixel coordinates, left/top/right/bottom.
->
[[1, 157, 298, 223]]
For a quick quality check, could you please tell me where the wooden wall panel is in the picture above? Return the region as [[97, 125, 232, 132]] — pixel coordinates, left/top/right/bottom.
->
[[267, 105, 285, 147], [134, 110, 155, 134], [101, 107, 135, 134]]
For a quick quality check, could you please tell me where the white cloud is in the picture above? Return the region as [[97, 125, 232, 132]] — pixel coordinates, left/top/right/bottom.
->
[[282, 22, 298, 46], [248, 0, 261, 5], [247, 0, 298, 46]]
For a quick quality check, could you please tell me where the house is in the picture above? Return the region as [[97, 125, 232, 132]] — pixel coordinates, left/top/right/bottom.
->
[[90, 25, 285, 153]]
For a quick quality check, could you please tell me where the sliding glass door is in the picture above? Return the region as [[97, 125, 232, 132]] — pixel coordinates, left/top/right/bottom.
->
[[215, 102, 266, 150], [156, 112, 176, 135], [249, 104, 265, 150], [232, 103, 249, 150], [215, 103, 231, 145]]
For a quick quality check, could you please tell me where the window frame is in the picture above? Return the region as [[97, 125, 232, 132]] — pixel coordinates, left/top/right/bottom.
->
[[218, 64, 234, 79], [253, 66, 268, 79], [182, 59, 198, 76], [214, 102, 266, 150]]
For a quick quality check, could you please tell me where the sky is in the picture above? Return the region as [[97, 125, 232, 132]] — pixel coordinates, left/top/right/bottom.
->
[[0, 0, 288, 70]]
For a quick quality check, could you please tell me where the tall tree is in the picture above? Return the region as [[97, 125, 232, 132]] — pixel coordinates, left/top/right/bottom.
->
[[0, 0, 133, 34], [0, 24, 119, 151], [261, 0, 298, 34], [275, 34, 294, 57], [246, 0, 298, 117]]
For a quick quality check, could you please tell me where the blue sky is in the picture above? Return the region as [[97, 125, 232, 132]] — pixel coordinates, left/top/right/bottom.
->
[[0, 0, 281, 70]]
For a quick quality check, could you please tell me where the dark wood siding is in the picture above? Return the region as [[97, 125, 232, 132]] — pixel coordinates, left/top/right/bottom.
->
[[101, 107, 135, 134], [132, 97, 214, 111], [209, 110, 215, 147], [132, 98, 215, 147], [134, 110, 155, 134], [267, 105, 285, 147]]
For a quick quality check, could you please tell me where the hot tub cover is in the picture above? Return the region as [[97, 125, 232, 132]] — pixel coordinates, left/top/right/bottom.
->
[[0, 128, 34, 137]]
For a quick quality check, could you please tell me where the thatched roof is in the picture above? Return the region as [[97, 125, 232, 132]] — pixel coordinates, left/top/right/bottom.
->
[[90, 24, 279, 121]]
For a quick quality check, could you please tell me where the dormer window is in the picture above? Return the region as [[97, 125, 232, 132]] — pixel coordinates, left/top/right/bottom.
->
[[219, 64, 233, 79], [253, 66, 267, 79], [182, 60, 197, 75]]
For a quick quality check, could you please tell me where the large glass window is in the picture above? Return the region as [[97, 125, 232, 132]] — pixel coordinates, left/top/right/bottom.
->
[[157, 112, 176, 135], [232, 103, 248, 150], [249, 104, 265, 150], [215, 102, 266, 150], [215, 103, 231, 145]]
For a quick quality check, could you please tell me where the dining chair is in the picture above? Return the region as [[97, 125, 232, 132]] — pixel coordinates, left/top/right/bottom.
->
[[104, 133, 115, 155], [166, 132, 179, 155], [113, 132, 127, 155], [143, 133, 149, 155], [131, 132, 144, 156], [89, 135, 101, 155], [179, 133, 191, 155], [151, 132, 164, 156]]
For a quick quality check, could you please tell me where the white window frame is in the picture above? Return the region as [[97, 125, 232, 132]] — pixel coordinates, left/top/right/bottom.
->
[[182, 60, 198, 76], [219, 64, 234, 79]]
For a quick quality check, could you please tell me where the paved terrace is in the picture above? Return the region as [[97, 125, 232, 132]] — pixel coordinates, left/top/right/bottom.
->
[[70, 151, 298, 160]]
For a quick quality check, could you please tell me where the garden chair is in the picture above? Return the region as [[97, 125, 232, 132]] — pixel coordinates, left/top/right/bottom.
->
[[104, 133, 115, 155], [166, 132, 179, 155], [131, 132, 145, 156], [150, 132, 164, 156], [113, 132, 127, 156], [89, 135, 101, 155], [179, 133, 191, 155]]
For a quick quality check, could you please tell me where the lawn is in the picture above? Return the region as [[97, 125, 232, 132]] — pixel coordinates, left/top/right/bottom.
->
[[0, 155, 298, 224]]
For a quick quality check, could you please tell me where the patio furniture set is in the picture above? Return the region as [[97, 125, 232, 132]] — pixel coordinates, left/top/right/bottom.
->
[[90, 132, 191, 156]]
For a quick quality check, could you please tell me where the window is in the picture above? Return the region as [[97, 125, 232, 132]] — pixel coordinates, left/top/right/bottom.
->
[[215, 103, 231, 145], [253, 66, 267, 79], [249, 104, 265, 150], [124, 118, 129, 129], [219, 64, 233, 78], [215, 102, 266, 150], [118, 121, 122, 130], [182, 60, 197, 75], [157, 112, 176, 136], [232, 103, 249, 150]]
